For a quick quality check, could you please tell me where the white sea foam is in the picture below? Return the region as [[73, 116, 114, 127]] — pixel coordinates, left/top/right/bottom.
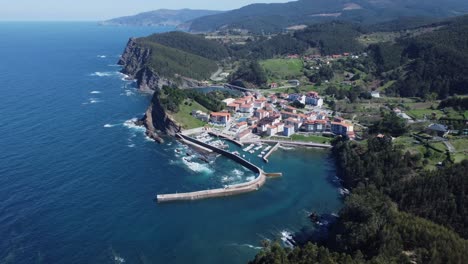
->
[[118, 73, 131, 81], [232, 169, 244, 177], [246, 176, 256, 182], [128, 144, 136, 148], [123, 119, 140, 129], [90, 71, 121, 77], [230, 243, 263, 250], [124, 89, 134, 96], [182, 157, 213, 174], [89, 98, 101, 104], [103, 124, 117, 128], [97, 55, 107, 58], [221, 176, 232, 183], [90, 91, 101, 94], [114, 256, 125, 263]]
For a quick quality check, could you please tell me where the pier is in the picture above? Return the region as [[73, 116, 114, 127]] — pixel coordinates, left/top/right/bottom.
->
[[263, 143, 281, 163], [244, 139, 332, 149], [157, 134, 282, 203]]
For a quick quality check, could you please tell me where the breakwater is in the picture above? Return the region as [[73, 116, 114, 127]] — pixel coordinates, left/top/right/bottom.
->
[[156, 134, 281, 202]]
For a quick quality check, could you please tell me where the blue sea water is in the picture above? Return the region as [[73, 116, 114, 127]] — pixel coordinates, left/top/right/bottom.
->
[[0, 22, 342, 263]]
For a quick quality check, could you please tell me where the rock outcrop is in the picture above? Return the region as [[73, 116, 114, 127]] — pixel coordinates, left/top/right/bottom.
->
[[118, 38, 205, 92], [119, 38, 187, 141]]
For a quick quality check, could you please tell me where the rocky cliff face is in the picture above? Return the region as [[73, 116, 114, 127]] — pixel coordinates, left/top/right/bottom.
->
[[118, 38, 204, 92], [144, 93, 182, 137], [119, 38, 187, 140]]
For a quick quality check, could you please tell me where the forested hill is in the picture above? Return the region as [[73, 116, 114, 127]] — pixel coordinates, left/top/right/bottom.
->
[[188, 0, 468, 33], [379, 15, 468, 98], [135, 32, 227, 80], [100, 9, 222, 27], [142, 32, 230, 60]]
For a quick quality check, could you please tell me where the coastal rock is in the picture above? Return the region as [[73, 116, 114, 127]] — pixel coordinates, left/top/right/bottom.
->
[[118, 38, 205, 92], [118, 37, 201, 140], [137, 92, 181, 143]]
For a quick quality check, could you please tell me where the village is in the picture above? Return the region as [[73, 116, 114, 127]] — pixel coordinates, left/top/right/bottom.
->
[[191, 90, 354, 143]]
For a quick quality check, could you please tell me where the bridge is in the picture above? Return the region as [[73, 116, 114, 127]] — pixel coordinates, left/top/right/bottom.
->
[[156, 134, 282, 203], [223, 84, 257, 93]]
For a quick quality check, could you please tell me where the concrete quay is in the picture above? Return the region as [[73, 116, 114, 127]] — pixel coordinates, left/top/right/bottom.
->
[[244, 139, 332, 149]]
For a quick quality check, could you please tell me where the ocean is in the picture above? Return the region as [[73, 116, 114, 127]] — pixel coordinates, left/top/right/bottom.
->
[[0, 22, 342, 263]]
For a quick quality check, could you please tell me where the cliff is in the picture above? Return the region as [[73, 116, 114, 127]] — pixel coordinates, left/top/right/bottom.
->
[[119, 38, 205, 92], [118, 38, 207, 141]]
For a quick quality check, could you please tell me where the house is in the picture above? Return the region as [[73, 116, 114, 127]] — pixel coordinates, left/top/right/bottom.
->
[[268, 95, 278, 104], [222, 98, 236, 105], [192, 110, 209, 122], [288, 80, 301, 87], [254, 109, 269, 119], [266, 125, 278, 136], [236, 129, 252, 141], [210, 112, 231, 125], [303, 120, 326, 132], [285, 118, 303, 131], [276, 122, 285, 133], [305, 96, 323, 107], [283, 125, 295, 137], [247, 117, 259, 126], [371, 91, 380, 98], [427, 124, 449, 137], [331, 122, 354, 136], [227, 103, 240, 112], [231, 121, 248, 133], [269, 83, 278, 88], [240, 103, 254, 113], [254, 99, 266, 109], [289, 94, 306, 104], [287, 54, 300, 59], [284, 106, 297, 114]]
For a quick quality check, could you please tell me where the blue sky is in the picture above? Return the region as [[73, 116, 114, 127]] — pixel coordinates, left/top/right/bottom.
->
[[0, 0, 291, 21]]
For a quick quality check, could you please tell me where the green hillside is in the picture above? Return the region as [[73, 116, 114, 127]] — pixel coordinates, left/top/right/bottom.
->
[[142, 31, 229, 60], [137, 39, 218, 80], [188, 0, 468, 33]]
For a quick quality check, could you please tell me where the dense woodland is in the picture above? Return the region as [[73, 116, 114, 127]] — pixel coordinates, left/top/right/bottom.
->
[[158, 85, 227, 113], [252, 137, 468, 263], [143, 31, 230, 61], [137, 40, 218, 80], [370, 16, 468, 98]]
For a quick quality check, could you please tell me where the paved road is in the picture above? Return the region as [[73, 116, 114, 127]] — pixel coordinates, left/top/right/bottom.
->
[[444, 141, 456, 153]]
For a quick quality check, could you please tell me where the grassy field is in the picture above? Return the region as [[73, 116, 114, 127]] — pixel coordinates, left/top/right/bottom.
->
[[290, 134, 332, 144], [394, 136, 449, 170], [171, 99, 209, 130], [406, 109, 444, 120], [450, 138, 468, 152], [260, 58, 304, 81]]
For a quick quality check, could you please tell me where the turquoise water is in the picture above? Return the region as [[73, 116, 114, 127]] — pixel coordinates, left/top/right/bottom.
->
[[0, 22, 342, 263]]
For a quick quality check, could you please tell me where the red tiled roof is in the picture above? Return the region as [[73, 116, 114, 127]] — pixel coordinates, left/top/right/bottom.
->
[[211, 112, 230, 117]]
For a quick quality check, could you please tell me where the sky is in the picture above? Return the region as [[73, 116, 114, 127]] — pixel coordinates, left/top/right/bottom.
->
[[0, 0, 291, 21]]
